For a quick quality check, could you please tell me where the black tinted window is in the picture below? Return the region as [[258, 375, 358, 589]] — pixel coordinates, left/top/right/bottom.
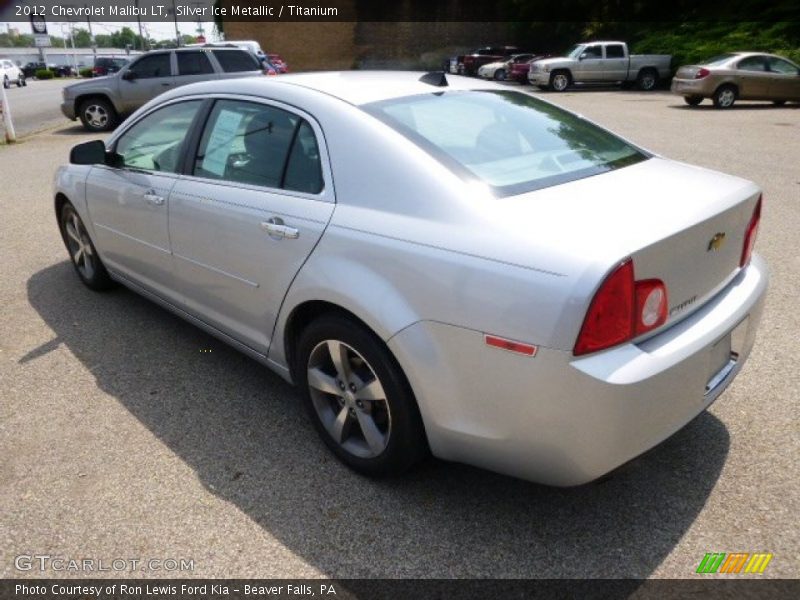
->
[[212, 50, 259, 73], [583, 46, 602, 59], [129, 53, 171, 79], [194, 100, 298, 188], [737, 56, 766, 71], [605, 45, 625, 58], [177, 51, 214, 75], [768, 56, 799, 74], [284, 121, 323, 194]]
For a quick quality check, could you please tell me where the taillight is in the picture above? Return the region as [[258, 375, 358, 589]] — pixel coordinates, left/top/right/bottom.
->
[[740, 194, 762, 267], [695, 68, 710, 79], [574, 259, 668, 356]]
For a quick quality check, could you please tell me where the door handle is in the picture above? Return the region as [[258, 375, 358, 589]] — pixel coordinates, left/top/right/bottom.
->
[[143, 191, 165, 206], [260, 217, 299, 240]]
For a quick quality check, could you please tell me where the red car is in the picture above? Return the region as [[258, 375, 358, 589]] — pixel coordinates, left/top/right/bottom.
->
[[452, 46, 526, 76], [267, 53, 288, 74], [509, 54, 550, 83]]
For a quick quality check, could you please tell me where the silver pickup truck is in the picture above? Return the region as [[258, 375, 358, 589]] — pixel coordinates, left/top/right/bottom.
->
[[528, 41, 671, 91]]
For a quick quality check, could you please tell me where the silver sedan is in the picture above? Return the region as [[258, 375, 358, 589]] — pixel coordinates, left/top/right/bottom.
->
[[55, 72, 768, 486]]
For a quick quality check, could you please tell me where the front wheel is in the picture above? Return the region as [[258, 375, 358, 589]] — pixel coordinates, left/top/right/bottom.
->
[[494, 68, 507, 81], [713, 85, 737, 109], [78, 97, 118, 132], [550, 71, 570, 92], [59, 202, 114, 291], [2, 76, 8, 89], [297, 314, 428, 477], [684, 95, 703, 106]]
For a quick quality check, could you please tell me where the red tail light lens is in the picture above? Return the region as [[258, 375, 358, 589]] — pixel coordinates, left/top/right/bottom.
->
[[740, 195, 762, 267], [574, 259, 635, 356], [695, 68, 710, 79], [574, 260, 668, 356]]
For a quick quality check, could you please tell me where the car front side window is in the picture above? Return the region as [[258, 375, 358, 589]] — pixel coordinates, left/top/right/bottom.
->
[[768, 57, 799, 74], [114, 101, 202, 172], [129, 53, 172, 79]]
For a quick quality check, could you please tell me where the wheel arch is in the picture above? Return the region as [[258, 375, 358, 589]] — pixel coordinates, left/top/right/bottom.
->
[[74, 93, 120, 117]]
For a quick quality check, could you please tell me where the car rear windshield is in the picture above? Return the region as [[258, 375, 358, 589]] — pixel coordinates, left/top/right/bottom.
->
[[703, 53, 738, 66], [363, 90, 648, 197]]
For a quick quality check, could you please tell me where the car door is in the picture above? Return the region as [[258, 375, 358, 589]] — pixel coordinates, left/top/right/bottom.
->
[[168, 98, 335, 354], [603, 44, 627, 81], [735, 55, 771, 99], [85, 99, 204, 303], [118, 52, 175, 113], [575, 44, 604, 81], [767, 56, 800, 101], [175, 50, 220, 88]]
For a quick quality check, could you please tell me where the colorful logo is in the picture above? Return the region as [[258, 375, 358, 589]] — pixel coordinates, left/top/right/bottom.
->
[[696, 552, 773, 574]]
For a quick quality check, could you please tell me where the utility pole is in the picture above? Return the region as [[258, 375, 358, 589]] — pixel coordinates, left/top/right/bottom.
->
[[85, 6, 96, 59], [172, 0, 181, 47], [135, 0, 145, 50]]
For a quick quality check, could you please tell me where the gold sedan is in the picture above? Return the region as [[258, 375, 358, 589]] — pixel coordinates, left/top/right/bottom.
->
[[671, 52, 800, 108]]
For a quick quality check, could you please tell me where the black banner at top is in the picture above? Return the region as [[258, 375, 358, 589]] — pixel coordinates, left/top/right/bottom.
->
[[1, 0, 799, 22]]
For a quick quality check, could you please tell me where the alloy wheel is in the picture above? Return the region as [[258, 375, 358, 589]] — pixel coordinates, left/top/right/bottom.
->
[[84, 104, 109, 129], [307, 339, 392, 458], [64, 210, 96, 280], [552, 73, 569, 91]]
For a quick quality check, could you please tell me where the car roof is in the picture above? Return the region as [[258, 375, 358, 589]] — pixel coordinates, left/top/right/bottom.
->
[[258, 71, 499, 105]]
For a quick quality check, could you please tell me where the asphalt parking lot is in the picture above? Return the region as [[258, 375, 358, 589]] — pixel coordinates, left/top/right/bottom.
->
[[0, 86, 798, 580], [1, 78, 75, 138]]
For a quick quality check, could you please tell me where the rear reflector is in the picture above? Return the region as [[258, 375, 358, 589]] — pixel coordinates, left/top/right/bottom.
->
[[634, 279, 668, 335], [485, 335, 537, 356], [740, 195, 762, 267]]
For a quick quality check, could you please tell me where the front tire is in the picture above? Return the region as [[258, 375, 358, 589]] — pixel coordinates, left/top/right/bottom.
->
[[684, 95, 703, 106], [78, 97, 118, 132], [494, 68, 507, 81], [550, 71, 570, 92], [712, 84, 737, 109], [296, 314, 428, 477], [59, 202, 114, 291]]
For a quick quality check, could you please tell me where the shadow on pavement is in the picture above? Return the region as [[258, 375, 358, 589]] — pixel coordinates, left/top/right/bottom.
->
[[26, 261, 730, 578]]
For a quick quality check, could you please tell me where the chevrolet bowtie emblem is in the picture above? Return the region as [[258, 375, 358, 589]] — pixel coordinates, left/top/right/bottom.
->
[[707, 232, 726, 252]]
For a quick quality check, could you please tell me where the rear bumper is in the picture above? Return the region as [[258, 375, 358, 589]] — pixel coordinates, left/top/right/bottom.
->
[[671, 78, 712, 97], [388, 255, 768, 486]]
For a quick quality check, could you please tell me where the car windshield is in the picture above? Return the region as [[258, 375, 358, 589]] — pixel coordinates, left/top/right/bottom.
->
[[363, 90, 648, 197], [703, 53, 737, 66], [566, 45, 584, 59]]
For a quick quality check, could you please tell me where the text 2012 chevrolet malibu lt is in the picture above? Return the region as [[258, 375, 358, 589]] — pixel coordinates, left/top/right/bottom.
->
[[55, 72, 767, 486]]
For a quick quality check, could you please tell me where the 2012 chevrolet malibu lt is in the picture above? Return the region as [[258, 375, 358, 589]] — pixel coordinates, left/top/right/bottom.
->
[[55, 72, 767, 486]]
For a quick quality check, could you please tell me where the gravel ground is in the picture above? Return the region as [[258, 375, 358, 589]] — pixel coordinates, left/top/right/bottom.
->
[[0, 89, 798, 580]]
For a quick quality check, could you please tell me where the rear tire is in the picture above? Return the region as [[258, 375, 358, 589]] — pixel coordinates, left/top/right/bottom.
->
[[550, 71, 571, 92], [712, 85, 737, 109], [684, 95, 703, 106], [2, 76, 8, 89], [636, 69, 658, 91], [59, 202, 115, 291], [16, 75, 25, 87], [78, 97, 118, 132], [296, 314, 428, 477]]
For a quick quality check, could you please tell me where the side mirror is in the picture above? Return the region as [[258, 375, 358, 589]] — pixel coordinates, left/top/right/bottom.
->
[[579, 53, 588, 60], [70, 141, 124, 167], [70, 140, 106, 165], [121, 70, 136, 81]]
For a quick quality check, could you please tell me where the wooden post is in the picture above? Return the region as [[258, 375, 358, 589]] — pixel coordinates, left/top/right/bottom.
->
[[0, 83, 18, 143]]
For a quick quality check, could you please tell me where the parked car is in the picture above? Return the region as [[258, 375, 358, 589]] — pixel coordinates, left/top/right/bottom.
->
[[451, 46, 526, 76], [92, 57, 130, 77], [61, 47, 263, 132], [477, 53, 536, 81], [56, 71, 767, 486], [267, 53, 288, 73], [671, 52, 800, 108], [1, 59, 26, 88], [53, 64, 78, 78], [528, 41, 671, 91], [22, 61, 48, 78]]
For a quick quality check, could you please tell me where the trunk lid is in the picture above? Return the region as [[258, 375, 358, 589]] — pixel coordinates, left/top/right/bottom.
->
[[675, 65, 703, 79], [492, 157, 760, 331]]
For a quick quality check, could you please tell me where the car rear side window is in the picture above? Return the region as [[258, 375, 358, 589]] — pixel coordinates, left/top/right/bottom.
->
[[115, 101, 203, 172], [737, 56, 767, 71], [177, 51, 214, 75], [193, 99, 323, 193], [364, 90, 648, 197], [605, 45, 625, 59], [129, 53, 171, 78], [212, 50, 259, 73]]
